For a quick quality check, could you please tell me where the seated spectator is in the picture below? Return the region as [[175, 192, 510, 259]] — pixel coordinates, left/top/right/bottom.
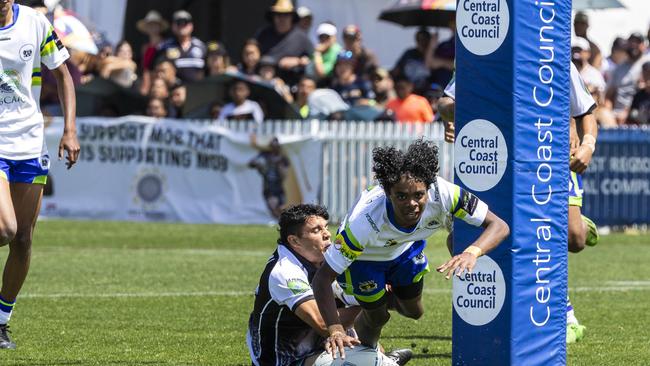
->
[[258, 56, 293, 103], [627, 61, 650, 125], [137, 10, 168, 95], [602, 37, 628, 83], [425, 26, 455, 87], [371, 68, 396, 109], [296, 6, 313, 34], [210, 101, 223, 119], [169, 85, 187, 118], [147, 98, 168, 118], [149, 77, 170, 100], [341, 24, 378, 78], [206, 41, 234, 76], [572, 37, 606, 103], [386, 76, 434, 123], [606, 32, 650, 124], [331, 51, 375, 106], [99, 40, 138, 88], [309, 22, 342, 80], [293, 76, 317, 118], [237, 39, 262, 76], [154, 59, 181, 89], [156, 10, 206, 83], [218, 81, 264, 123], [392, 27, 432, 93], [255, 0, 313, 87]]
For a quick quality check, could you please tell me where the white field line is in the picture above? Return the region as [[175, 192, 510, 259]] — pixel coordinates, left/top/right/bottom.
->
[[19, 283, 650, 299]]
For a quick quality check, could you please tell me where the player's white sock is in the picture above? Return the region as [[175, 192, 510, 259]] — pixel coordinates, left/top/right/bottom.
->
[[566, 297, 579, 325], [0, 295, 15, 325]]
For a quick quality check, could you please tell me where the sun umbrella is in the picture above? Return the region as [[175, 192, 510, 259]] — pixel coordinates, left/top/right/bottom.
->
[[379, 0, 456, 27], [53, 7, 98, 55], [573, 0, 625, 10], [183, 73, 301, 120]]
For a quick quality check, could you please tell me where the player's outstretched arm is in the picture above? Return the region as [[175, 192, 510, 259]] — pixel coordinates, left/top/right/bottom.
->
[[312, 262, 359, 359], [52, 63, 79, 169], [437, 210, 509, 279]]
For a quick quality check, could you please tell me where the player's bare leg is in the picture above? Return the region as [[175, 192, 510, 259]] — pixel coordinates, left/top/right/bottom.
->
[[0, 179, 17, 247], [354, 305, 391, 347], [568, 206, 586, 253]]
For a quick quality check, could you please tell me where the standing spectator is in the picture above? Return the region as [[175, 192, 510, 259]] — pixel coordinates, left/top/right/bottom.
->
[[386, 77, 434, 123], [137, 10, 168, 95], [606, 32, 650, 124], [168, 85, 187, 119], [601, 37, 628, 83], [573, 12, 602, 69], [627, 62, 650, 125], [310, 22, 342, 80], [157, 10, 206, 83], [392, 28, 432, 93], [371, 68, 396, 109], [218, 81, 265, 123], [341, 24, 379, 78], [293, 76, 317, 118], [237, 39, 262, 76], [331, 51, 375, 106], [255, 0, 313, 87], [572, 37, 606, 103], [99, 40, 138, 88], [296, 6, 313, 34], [205, 41, 234, 76], [154, 59, 180, 89], [425, 28, 455, 87], [147, 98, 168, 118]]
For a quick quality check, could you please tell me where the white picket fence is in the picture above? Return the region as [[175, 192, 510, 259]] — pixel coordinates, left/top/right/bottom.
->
[[213, 120, 454, 221]]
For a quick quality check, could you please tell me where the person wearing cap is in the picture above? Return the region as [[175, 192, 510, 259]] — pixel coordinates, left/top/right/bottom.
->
[[311, 22, 342, 80], [392, 28, 432, 94], [254, 0, 313, 87], [296, 6, 313, 34], [205, 40, 234, 76], [606, 32, 650, 124], [258, 55, 294, 103], [341, 24, 379, 78], [137, 10, 168, 95], [573, 12, 602, 69], [331, 51, 375, 106], [572, 37, 605, 103], [371, 68, 396, 109], [156, 9, 206, 83]]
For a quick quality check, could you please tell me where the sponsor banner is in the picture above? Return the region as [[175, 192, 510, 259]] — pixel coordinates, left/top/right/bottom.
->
[[454, 0, 570, 364], [582, 128, 650, 226], [41, 117, 321, 224]]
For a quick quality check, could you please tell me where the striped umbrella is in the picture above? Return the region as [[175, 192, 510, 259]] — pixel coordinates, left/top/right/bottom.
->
[[379, 0, 456, 27]]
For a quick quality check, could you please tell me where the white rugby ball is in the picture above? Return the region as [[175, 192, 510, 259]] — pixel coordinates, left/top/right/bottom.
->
[[313, 346, 396, 366]]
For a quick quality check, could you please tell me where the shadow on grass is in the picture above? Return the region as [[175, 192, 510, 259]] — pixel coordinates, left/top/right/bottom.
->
[[382, 334, 452, 341], [413, 352, 452, 359], [7, 360, 169, 366]]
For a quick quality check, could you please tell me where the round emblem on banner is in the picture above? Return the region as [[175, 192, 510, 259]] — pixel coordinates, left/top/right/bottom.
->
[[137, 174, 163, 203], [452, 255, 506, 326], [456, 0, 510, 56], [454, 119, 507, 191]]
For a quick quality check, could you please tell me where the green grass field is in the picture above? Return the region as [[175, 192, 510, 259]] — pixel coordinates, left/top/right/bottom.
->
[[0, 220, 648, 365]]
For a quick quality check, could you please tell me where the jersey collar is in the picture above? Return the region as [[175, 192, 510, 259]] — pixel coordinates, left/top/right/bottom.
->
[[385, 199, 418, 233]]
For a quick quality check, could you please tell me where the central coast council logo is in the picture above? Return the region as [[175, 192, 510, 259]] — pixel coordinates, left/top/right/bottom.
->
[[0, 70, 20, 93], [131, 168, 167, 210]]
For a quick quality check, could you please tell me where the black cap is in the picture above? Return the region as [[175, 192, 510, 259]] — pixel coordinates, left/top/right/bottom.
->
[[628, 32, 645, 43]]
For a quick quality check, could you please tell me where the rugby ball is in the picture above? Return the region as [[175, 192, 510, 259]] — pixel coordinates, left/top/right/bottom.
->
[[313, 346, 397, 366]]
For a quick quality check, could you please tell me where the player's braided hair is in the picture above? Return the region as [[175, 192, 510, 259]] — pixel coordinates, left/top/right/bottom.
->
[[278, 204, 329, 245], [372, 138, 439, 193]]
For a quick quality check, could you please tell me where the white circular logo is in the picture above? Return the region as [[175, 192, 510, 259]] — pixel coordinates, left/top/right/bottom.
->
[[457, 0, 510, 56], [19, 44, 35, 61], [454, 119, 507, 191], [452, 255, 506, 326]]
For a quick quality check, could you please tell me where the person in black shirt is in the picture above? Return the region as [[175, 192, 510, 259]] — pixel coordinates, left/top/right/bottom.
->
[[155, 10, 206, 83]]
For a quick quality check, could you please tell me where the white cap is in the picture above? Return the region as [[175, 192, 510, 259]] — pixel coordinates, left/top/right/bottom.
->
[[316, 23, 338, 37], [571, 37, 590, 51], [296, 6, 312, 18]]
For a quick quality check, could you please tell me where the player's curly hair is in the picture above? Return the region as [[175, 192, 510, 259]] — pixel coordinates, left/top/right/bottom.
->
[[278, 204, 329, 245], [372, 138, 439, 193]]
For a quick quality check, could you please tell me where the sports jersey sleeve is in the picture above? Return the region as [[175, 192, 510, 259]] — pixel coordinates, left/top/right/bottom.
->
[[323, 215, 372, 274], [444, 74, 456, 100], [436, 177, 488, 227], [38, 13, 69, 70], [268, 262, 314, 312], [569, 62, 596, 118]]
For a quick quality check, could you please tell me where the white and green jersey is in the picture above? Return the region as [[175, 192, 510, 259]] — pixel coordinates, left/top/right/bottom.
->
[[324, 177, 489, 274], [0, 4, 69, 159]]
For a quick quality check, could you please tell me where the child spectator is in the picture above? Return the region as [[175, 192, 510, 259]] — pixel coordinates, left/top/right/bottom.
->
[[218, 81, 264, 123], [386, 76, 433, 123], [331, 51, 375, 106]]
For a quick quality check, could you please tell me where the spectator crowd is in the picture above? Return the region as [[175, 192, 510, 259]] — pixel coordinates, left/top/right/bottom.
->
[[31, 0, 650, 125]]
